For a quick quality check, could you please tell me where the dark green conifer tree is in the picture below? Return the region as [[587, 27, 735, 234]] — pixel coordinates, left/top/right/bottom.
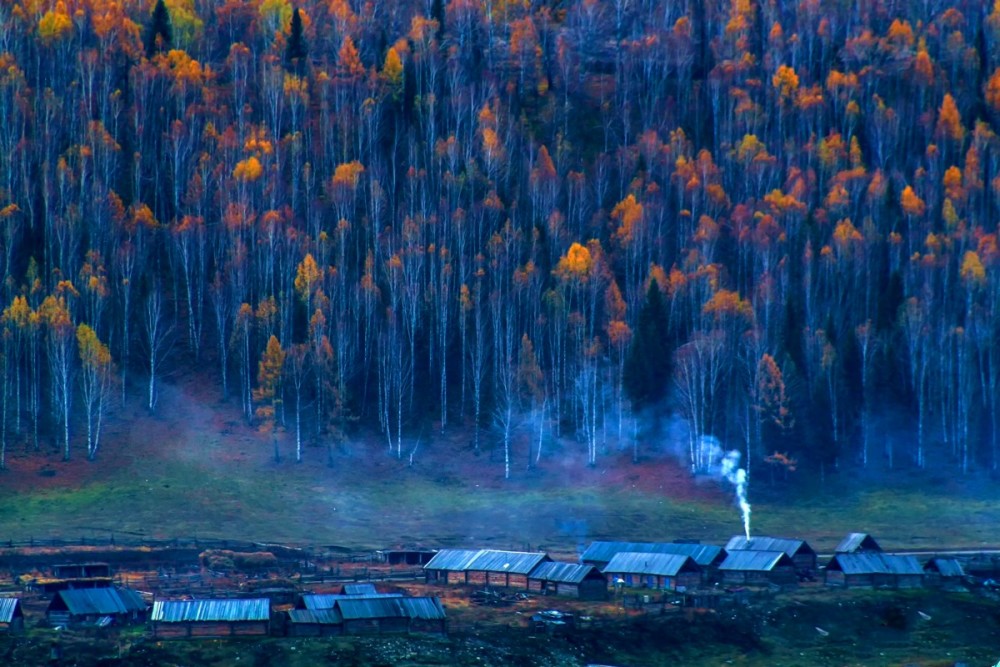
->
[[623, 282, 672, 408], [144, 0, 173, 57], [285, 8, 308, 72]]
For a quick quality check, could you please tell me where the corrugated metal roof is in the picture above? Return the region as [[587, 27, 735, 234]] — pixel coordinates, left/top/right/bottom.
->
[[925, 558, 965, 578], [397, 597, 446, 620], [423, 549, 482, 571], [335, 597, 408, 620], [464, 550, 550, 575], [835, 533, 882, 553], [0, 598, 21, 623], [341, 583, 378, 596], [288, 609, 342, 625], [603, 552, 699, 577], [151, 599, 270, 623], [725, 536, 814, 557], [827, 553, 923, 576], [581, 541, 724, 566], [55, 588, 145, 616], [719, 550, 793, 572], [529, 562, 603, 584], [300, 593, 403, 610]]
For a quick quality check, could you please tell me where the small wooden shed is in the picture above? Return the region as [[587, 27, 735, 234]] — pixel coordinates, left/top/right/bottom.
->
[[718, 551, 798, 587], [47, 587, 146, 627], [824, 553, 924, 589], [297, 592, 403, 610], [150, 599, 271, 638], [287, 609, 343, 637], [581, 541, 726, 576], [0, 598, 24, 633], [527, 562, 608, 600], [379, 549, 438, 566], [835, 533, 883, 554], [397, 597, 448, 634], [725, 536, 817, 575], [923, 558, 966, 590], [423, 549, 482, 584], [602, 553, 702, 591], [336, 597, 410, 635]]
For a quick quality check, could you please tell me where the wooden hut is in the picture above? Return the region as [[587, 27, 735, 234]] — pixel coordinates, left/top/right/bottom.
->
[[341, 583, 378, 596], [423, 549, 482, 584], [150, 599, 271, 638], [336, 597, 410, 634], [463, 550, 551, 588], [923, 558, 966, 590], [602, 553, 702, 591], [725, 536, 816, 575], [824, 553, 924, 589], [397, 597, 447, 634], [46, 588, 146, 627], [287, 609, 343, 637], [581, 542, 726, 575], [835, 533, 883, 554], [378, 549, 438, 566], [0, 598, 24, 633], [718, 551, 798, 587], [297, 592, 403, 610], [527, 562, 608, 600]]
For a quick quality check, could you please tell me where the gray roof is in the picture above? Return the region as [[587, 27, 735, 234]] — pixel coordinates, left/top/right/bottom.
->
[[826, 553, 923, 576], [924, 558, 965, 578], [151, 599, 270, 623], [288, 609, 342, 625], [719, 550, 794, 572], [465, 550, 550, 575], [581, 541, 725, 566], [0, 598, 22, 623], [725, 536, 815, 558], [835, 533, 882, 553], [603, 552, 700, 577], [423, 549, 482, 572], [528, 562, 604, 584], [300, 593, 402, 610], [335, 597, 408, 620], [397, 597, 447, 620], [341, 583, 378, 596], [333, 597, 446, 621], [53, 588, 146, 616]]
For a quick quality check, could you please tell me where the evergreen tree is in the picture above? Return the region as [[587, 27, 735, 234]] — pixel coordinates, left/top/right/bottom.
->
[[623, 283, 671, 408], [285, 8, 308, 72], [144, 0, 173, 57]]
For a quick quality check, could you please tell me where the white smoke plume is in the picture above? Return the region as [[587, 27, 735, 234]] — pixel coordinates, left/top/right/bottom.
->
[[697, 436, 751, 540], [719, 449, 751, 540]]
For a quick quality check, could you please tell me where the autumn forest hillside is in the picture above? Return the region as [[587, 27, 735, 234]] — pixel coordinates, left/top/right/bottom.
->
[[0, 0, 999, 482]]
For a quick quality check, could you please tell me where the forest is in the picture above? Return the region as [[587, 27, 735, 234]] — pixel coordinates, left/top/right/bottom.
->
[[0, 0, 998, 480]]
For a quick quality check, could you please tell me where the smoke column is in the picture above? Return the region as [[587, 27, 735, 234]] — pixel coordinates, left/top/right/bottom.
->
[[719, 449, 751, 539]]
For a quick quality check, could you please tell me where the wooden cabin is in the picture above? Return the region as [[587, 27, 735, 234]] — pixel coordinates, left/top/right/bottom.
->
[[581, 541, 726, 578], [835, 533, 883, 554], [923, 558, 966, 590], [824, 553, 924, 589], [527, 562, 608, 600], [424, 549, 550, 588], [718, 551, 798, 588], [0, 598, 24, 633], [150, 599, 271, 638], [602, 553, 702, 591], [725, 536, 817, 576], [423, 549, 481, 584], [46, 588, 146, 627], [287, 609, 343, 637]]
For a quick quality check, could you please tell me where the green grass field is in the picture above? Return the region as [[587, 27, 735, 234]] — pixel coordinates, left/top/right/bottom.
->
[[0, 374, 997, 554]]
